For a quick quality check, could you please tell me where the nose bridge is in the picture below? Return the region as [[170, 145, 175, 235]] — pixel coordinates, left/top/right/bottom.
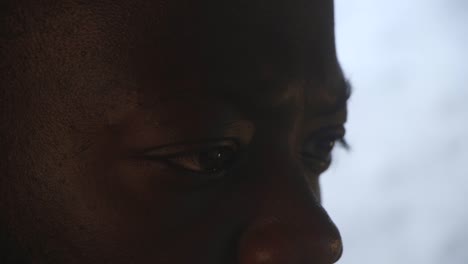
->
[[247, 142, 317, 212], [238, 148, 342, 263]]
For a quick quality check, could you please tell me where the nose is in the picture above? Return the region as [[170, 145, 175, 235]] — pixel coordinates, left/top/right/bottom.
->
[[237, 155, 343, 264]]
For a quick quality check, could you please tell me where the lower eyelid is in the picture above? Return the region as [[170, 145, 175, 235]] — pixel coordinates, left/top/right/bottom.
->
[[302, 156, 332, 171]]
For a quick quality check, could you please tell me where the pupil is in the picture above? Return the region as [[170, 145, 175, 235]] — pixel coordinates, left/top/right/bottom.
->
[[199, 147, 234, 172], [318, 140, 334, 151]]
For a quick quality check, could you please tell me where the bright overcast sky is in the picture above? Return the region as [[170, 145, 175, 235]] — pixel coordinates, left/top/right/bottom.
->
[[321, 1, 468, 263]]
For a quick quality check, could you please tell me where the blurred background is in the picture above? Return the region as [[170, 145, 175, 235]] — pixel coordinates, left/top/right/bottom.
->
[[321, 0, 468, 263]]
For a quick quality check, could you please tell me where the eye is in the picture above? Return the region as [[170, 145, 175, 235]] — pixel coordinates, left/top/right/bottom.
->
[[142, 139, 240, 178], [167, 145, 237, 175], [301, 127, 345, 171], [302, 136, 338, 159]]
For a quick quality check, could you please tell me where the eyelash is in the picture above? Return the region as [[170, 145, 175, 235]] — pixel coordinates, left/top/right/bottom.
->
[[164, 145, 239, 179], [300, 128, 347, 172], [141, 139, 241, 179], [141, 131, 347, 179]]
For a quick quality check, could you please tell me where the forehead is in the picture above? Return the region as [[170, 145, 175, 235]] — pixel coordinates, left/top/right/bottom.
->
[[125, 0, 342, 106], [129, 0, 338, 79], [5, 0, 343, 114]]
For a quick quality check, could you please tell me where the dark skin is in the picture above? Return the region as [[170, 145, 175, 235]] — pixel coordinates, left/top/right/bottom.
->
[[0, 0, 350, 263]]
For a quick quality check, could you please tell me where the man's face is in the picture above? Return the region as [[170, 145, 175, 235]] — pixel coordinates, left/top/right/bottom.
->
[[1, 0, 348, 263]]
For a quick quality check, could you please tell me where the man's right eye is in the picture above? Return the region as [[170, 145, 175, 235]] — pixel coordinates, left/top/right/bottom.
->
[[141, 139, 240, 179], [165, 145, 238, 176]]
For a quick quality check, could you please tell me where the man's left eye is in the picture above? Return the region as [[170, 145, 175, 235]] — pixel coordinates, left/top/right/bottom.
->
[[302, 137, 337, 159], [301, 130, 345, 170]]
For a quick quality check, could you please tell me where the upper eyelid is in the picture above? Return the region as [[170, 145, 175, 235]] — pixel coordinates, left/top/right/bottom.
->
[[140, 138, 240, 158], [304, 125, 346, 142]]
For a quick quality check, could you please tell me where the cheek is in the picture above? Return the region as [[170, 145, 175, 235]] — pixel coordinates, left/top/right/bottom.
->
[[303, 168, 323, 202], [1, 90, 144, 261], [73, 147, 240, 255], [311, 180, 322, 203]]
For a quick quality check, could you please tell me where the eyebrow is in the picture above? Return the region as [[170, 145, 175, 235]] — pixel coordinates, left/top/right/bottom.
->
[[312, 77, 353, 117], [211, 74, 353, 120]]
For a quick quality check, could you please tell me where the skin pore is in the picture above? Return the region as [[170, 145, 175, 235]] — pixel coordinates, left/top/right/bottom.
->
[[0, 0, 350, 263]]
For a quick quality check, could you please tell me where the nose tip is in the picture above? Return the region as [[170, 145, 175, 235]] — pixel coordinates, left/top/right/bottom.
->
[[236, 147, 343, 264], [238, 209, 343, 264]]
